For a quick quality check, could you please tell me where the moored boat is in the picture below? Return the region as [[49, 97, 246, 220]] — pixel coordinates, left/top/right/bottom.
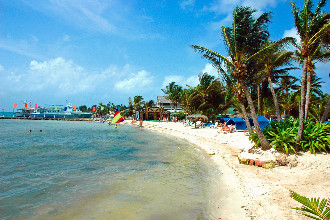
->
[[30, 104, 92, 119]]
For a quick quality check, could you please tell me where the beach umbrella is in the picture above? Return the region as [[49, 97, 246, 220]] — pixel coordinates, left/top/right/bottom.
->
[[187, 114, 208, 128]]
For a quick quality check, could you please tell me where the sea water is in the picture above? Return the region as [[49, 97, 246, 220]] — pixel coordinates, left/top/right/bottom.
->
[[0, 120, 218, 219]]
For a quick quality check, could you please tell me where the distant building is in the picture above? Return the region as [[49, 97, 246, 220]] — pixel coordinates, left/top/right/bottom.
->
[[156, 96, 182, 113]]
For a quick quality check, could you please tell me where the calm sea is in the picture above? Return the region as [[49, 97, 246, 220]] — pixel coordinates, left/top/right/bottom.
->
[[0, 112, 15, 117], [0, 119, 218, 219]]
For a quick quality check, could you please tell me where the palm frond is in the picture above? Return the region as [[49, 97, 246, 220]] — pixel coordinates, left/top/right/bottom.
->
[[291, 190, 330, 220], [314, 0, 327, 16], [191, 45, 233, 67], [309, 22, 330, 45], [290, 1, 304, 40]]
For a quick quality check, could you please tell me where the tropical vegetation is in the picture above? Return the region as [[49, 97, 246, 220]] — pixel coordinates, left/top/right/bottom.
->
[[291, 190, 330, 220], [78, 0, 329, 156]]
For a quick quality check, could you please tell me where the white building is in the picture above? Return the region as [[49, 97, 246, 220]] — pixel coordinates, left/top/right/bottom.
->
[[156, 96, 183, 113]]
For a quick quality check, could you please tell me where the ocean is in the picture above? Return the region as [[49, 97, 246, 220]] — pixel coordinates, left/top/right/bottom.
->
[[0, 119, 218, 219], [0, 112, 15, 117]]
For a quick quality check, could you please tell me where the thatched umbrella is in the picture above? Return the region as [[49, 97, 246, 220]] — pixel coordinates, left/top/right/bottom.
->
[[187, 114, 208, 128]]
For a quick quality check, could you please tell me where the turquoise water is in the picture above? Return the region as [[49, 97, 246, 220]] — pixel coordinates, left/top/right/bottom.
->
[[0, 120, 217, 219], [0, 112, 15, 117]]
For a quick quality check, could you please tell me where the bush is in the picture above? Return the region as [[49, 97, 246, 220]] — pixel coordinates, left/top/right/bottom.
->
[[248, 118, 329, 155], [300, 119, 330, 154]]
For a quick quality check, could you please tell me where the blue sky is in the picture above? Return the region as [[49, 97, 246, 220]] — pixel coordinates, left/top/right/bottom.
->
[[0, 0, 329, 111]]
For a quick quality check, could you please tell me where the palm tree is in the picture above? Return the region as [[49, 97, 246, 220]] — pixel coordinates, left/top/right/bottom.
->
[[145, 100, 155, 108], [276, 73, 300, 95], [290, 0, 330, 142], [180, 88, 194, 114], [162, 82, 182, 112], [192, 7, 274, 150], [187, 72, 228, 118], [133, 95, 144, 120], [309, 94, 329, 121], [320, 94, 330, 123], [258, 43, 297, 121]]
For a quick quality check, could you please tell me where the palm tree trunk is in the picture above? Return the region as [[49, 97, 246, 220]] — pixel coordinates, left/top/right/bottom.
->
[[296, 57, 308, 143], [320, 96, 330, 123], [257, 84, 261, 116], [304, 70, 312, 120], [268, 76, 281, 121], [238, 99, 252, 132], [239, 79, 271, 150]]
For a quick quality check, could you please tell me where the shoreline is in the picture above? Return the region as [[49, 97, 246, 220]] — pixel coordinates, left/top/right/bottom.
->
[[134, 121, 330, 220]]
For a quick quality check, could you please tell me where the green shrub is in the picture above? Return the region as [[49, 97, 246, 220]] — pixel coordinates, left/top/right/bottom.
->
[[300, 119, 330, 154], [248, 117, 329, 155]]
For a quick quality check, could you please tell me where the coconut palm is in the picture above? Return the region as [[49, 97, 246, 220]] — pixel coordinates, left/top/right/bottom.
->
[[133, 95, 144, 119], [276, 73, 300, 95], [180, 88, 194, 114], [145, 100, 155, 108], [187, 72, 228, 118], [162, 82, 182, 112], [192, 7, 275, 149], [258, 43, 297, 121], [290, 0, 330, 142]]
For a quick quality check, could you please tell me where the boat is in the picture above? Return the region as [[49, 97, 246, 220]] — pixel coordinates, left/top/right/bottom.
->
[[30, 103, 92, 119], [14, 108, 34, 117]]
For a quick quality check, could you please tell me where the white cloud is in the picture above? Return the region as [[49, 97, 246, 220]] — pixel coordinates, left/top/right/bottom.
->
[[0, 65, 4, 71], [28, 57, 104, 93], [202, 63, 219, 78], [160, 63, 220, 89], [185, 75, 199, 87], [180, 0, 196, 10], [161, 75, 184, 88], [203, 0, 282, 15], [282, 27, 301, 43], [114, 70, 153, 92], [63, 34, 70, 42]]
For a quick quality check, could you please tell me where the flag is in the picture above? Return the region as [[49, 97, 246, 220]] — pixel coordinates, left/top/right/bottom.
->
[[24, 103, 28, 108], [55, 106, 58, 110], [112, 109, 124, 123], [35, 104, 38, 109], [101, 106, 104, 111], [92, 106, 96, 112], [74, 106, 76, 111], [13, 104, 17, 108]]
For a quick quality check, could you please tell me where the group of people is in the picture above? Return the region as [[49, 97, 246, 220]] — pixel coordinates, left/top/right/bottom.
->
[[216, 122, 236, 132]]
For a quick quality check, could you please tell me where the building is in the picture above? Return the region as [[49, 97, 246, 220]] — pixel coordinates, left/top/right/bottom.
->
[[156, 96, 183, 113]]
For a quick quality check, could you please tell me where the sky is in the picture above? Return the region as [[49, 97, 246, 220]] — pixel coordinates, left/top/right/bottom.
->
[[0, 0, 329, 111]]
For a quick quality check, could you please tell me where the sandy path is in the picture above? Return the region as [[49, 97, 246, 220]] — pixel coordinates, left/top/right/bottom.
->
[[131, 121, 330, 220]]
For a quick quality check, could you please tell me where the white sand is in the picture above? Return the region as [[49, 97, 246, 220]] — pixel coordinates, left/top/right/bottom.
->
[[130, 121, 330, 220]]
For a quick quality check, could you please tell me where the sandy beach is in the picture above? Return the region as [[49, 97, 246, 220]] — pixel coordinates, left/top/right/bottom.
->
[[131, 121, 330, 220]]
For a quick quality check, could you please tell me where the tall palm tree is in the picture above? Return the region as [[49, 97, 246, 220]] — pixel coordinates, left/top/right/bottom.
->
[[192, 7, 275, 150], [145, 100, 155, 108], [276, 73, 300, 95], [258, 43, 297, 121], [133, 95, 144, 119], [187, 72, 228, 118], [290, 0, 330, 142], [162, 82, 182, 112], [180, 88, 194, 114]]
